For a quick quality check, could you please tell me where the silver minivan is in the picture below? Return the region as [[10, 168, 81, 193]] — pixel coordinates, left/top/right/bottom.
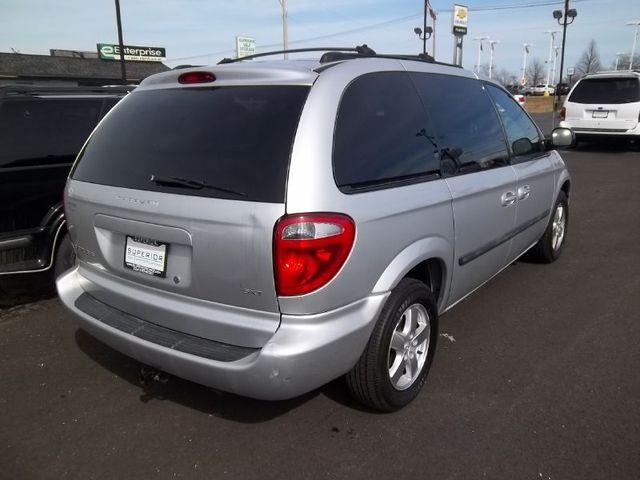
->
[[57, 48, 573, 411]]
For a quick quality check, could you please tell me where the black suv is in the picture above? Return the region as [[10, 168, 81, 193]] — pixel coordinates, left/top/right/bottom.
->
[[0, 85, 131, 293]]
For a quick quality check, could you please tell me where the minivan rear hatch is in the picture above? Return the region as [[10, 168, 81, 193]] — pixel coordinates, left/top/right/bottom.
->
[[67, 84, 310, 347], [566, 76, 640, 131]]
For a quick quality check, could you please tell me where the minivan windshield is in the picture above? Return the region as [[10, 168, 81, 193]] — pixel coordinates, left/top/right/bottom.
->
[[71, 86, 310, 203], [568, 77, 640, 104]]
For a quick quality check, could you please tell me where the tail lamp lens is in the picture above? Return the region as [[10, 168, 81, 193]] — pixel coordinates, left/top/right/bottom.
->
[[274, 213, 355, 296], [560, 106, 566, 121]]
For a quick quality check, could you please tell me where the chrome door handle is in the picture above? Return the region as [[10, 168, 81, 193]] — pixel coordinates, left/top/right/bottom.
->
[[517, 184, 531, 200], [501, 191, 517, 206]]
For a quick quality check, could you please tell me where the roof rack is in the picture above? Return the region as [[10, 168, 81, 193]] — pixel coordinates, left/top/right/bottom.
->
[[218, 45, 376, 64], [217, 44, 461, 69]]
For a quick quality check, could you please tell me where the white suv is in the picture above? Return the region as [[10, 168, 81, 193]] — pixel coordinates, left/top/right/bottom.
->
[[560, 71, 640, 139]]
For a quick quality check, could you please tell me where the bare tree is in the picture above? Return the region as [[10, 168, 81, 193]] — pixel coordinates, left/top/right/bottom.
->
[[575, 40, 601, 76], [527, 57, 545, 85], [495, 68, 516, 86]]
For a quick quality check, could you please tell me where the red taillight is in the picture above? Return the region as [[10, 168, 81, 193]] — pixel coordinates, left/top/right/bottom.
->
[[274, 213, 355, 296], [560, 106, 566, 121], [178, 71, 215, 84]]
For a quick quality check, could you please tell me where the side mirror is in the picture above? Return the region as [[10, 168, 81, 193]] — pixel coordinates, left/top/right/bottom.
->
[[550, 127, 575, 149], [512, 137, 534, 156]]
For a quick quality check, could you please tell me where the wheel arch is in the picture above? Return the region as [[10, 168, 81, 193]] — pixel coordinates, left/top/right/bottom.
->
[[372, 237, 452, 312]]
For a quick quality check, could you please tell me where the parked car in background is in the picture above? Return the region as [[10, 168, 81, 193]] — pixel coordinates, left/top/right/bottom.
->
[[57, 49, 573, 411], [519, 85, 534, 96], [559, 71, 640, 140], [532, 84, 555, 96], [513, 93, 527, 105], [0, 85, 131, 293]]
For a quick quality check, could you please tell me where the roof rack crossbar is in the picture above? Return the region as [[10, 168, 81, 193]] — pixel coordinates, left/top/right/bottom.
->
[[218, 45, 376, 64]]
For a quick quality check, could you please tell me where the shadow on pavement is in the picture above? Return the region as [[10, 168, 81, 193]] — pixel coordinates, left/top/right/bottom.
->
[[74, 328, 371, 421], [0, 272, 56, 309], [574, 137, 640, 153]]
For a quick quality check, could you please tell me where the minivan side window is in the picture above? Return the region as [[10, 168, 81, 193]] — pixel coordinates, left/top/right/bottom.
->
[[0, 98, 102, 169], [409, 73, 509, 176], [485, 84, 543, 160], [333, 71, 440, 191]]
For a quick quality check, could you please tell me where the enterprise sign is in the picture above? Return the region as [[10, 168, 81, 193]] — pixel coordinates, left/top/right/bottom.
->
[[97, 43, 166, 62]]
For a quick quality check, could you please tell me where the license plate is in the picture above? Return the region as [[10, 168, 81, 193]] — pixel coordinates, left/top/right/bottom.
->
[[592, 110, 609, 118], [124, 236, 168, 277]]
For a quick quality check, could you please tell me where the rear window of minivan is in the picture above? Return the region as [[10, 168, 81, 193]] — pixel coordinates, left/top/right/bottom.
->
[[71, 86, 310, 203], [568, 77, 640, 104]]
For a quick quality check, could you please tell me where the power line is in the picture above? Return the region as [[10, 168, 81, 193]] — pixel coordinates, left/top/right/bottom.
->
[[166, 0, 594, 63]]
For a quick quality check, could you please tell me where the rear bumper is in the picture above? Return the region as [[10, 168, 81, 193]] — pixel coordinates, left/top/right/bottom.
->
[[57, 267, 389, 400], [560, 120, 640, 137]]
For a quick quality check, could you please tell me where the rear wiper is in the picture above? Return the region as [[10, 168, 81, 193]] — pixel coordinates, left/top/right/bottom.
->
[[149, 174, 247, 197]]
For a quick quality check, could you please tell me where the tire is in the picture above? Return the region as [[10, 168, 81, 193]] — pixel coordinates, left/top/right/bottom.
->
[[529, 191, 568, 263], [346, 278, 438, 412], [53, 232, 76, 280]]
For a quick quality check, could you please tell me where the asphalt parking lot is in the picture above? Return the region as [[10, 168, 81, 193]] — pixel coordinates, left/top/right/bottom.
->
[[1, 114, 639, 480]]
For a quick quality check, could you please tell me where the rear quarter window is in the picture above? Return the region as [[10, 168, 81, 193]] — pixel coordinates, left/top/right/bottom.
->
[[333, 71, 440, 191], [0, 98, 103, 168], [71, 86, 310, 203], [569, 78, 640, 104]]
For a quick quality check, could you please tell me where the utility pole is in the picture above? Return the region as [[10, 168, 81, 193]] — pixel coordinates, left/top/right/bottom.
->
[[521, 43, 532, 85], [474, 36, 488, 74], [544, 31, 559, 88], [114, 0, 126, 84], [628, 21, 640, 70], [488, 40, 498, 79], [279, 0, 288, 59]]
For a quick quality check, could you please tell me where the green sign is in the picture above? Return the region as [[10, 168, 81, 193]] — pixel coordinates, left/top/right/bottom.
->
[[97, 43, 166, 62]]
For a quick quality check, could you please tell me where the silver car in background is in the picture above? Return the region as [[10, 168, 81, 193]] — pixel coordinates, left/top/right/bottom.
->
[[57, 48, 573, 411]]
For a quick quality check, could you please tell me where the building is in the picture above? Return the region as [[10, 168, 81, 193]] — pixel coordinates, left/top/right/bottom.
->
[[0, 50, 170, 87]]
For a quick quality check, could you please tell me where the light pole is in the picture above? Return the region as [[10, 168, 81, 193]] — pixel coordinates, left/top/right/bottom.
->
[[615, 52, 624, 71], [552, 1, 577, 121], [553, 1, 577, 84], [278, 0, 288, 59], [521, 43, 532, 85], [544, 31, 560, 89], [474, 36, 489, 74], [551, 45, 560, 84], [488, 40, 499, 79], [114, 0, 126, 84], [627, 21, 640, 70], [414, 26, 433, 55]]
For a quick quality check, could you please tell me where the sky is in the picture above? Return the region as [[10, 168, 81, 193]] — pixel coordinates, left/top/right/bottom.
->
[[1, 0, 638, 78]]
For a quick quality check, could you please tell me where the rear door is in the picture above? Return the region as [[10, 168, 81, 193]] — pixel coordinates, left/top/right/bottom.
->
[[68, 85, 309, 344], [565, 77, 640, 131], [485, 83, 555, 261], [410, 73, 516, 305]]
